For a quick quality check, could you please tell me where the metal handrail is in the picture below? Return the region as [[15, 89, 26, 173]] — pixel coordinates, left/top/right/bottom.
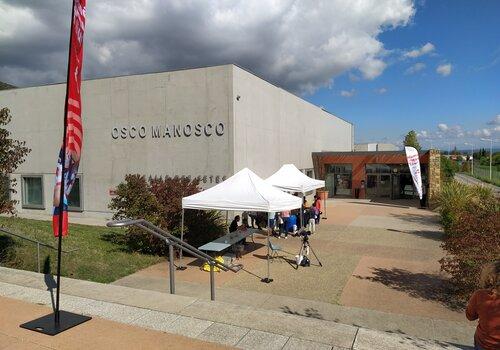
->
[[0, 227, 78, 273], [107, 218, 241, 300]]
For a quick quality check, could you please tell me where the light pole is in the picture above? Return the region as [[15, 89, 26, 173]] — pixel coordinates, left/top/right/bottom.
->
[[480, 138, 498, 181], [464, 142, 474, 175]]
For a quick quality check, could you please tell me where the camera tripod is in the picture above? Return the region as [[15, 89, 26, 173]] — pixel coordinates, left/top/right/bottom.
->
[[297, 233, 323, 268]]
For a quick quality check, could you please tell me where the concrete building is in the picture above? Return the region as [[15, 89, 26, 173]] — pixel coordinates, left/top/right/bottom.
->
[[0, 64, 353, 222], [312, 150, 440, 202], [354, 143, 398, 152]]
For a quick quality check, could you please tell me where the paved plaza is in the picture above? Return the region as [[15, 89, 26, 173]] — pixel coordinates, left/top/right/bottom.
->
[[110, 199, 474, 345], [0, 199, 476, 349]]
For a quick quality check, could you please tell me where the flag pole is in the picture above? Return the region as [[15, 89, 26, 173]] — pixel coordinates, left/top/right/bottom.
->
[[54, 0, 77, 324], [20, 0, 91, 335]]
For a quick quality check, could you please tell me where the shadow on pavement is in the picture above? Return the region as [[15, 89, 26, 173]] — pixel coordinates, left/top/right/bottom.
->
[[387, 228, 443, 242], [43, 256, 57, 311], [354, 267, 465, 311], [280, 306, 324, 320]]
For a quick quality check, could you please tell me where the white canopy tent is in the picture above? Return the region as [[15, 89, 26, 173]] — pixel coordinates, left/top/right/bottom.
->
[[265, 164, 325, 194], [180, 168, 301, 282], [265, 164, 325, 228]]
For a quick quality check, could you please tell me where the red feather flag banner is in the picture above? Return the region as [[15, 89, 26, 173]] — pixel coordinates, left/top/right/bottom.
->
[[52, 0, 87, 237]]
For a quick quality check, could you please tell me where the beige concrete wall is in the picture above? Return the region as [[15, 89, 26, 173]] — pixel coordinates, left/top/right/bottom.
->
[[231, 66, 353, 178], [1, 66, 233, 220], [0, 64, 353, 223]]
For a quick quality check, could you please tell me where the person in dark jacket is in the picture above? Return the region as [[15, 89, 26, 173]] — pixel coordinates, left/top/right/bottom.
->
[[229, 215, 240, 233]]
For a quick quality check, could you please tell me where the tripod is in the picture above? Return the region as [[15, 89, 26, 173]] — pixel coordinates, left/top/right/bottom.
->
[[297, 234, 323, 268]]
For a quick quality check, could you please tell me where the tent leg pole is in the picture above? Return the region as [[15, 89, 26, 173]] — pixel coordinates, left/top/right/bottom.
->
[[226, 211, 229, 234], [177, 209, 186, 270], [301, 195, 305, 230], [261, 217, 273, 283]]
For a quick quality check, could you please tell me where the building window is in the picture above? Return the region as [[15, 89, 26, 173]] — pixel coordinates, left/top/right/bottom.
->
[[67, 176, 83, 212], [22, 175, 44, 209]]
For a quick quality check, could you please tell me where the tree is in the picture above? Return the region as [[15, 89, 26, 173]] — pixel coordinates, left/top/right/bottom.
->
[[403, 130, 421, 152], [109, 175, 225, 255], [0, 108, 31, 214]]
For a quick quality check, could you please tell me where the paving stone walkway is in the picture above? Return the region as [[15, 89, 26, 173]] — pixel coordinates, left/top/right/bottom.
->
[[0, 267, 473, 350]]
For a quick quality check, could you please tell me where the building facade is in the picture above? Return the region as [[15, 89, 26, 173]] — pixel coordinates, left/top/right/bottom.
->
[[312, 150, 441, 201], [0, 64, 353, 222]]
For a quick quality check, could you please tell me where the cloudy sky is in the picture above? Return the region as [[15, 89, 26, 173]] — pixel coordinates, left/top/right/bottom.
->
[[0, 0, 498, 149]]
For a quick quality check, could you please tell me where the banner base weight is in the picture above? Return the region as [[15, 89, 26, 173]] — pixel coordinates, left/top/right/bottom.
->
[[20, 311, 91, 336]]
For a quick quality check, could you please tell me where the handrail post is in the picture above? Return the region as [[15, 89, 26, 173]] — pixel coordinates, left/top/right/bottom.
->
[[167, 239, 175, 295], [210, 263, 215, 301], [37, 242, 40, 273]]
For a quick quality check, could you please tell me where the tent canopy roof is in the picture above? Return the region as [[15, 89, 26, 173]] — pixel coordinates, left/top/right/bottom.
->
[[182, 168, 302, 212], [265, 164, 325, 194]]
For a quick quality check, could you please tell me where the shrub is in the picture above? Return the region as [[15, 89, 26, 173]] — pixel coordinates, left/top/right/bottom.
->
[[435, 181, 494, 235], [439, 200, 500, 299], [109, 175, 225, 255]]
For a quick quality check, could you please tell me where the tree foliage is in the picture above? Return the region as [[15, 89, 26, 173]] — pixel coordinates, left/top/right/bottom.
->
[[109, 175, 225, 255], [440, 156, 459, 182], [0, 108, 31, 214], [403, 130, 421, 152]]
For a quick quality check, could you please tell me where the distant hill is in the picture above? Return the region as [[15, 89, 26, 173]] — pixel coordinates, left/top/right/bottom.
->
[[0, 81, 15, 90]]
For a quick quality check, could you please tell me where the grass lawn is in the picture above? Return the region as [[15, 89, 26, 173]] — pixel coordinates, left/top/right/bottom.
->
[[0, 216, 163, 283]]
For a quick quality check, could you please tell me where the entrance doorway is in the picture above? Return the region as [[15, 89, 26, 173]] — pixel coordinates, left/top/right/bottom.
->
[[325, 164, 352, 197], [366, 174, 391, 198]]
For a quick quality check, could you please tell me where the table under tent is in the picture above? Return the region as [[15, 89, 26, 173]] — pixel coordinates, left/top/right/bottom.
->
[[265, 164, 325, 230], [180, 168, 301, 282]]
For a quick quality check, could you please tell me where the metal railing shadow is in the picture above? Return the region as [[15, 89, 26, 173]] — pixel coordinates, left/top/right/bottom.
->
[[107, 219, 241, 301]]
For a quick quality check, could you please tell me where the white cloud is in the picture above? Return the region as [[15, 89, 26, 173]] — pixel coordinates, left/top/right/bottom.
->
[[340, 89, 356, 98], [374, 87, 387, 94], [404, 42, 435, 58], [437, 123, 448, 132], [487, 114, 500, 126], [405, 62, 425, 74], [0, 0, 416, 93], [436, 63, 452, 76]]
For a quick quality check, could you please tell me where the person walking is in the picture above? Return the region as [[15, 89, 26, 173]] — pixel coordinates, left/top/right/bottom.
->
[[466, 261, 500, 350]]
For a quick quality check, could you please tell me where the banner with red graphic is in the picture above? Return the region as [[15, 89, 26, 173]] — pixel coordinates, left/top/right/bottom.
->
[[405, 146, 423, 200], [53, 0, 87, 237]]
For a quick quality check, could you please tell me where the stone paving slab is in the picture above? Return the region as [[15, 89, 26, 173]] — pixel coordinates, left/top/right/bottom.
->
[[235, 329, 289, 350], [129, 309, 180, 332], [164, 315, 214, 338], [282, 337, 336, 350], [197, 323, 250, 346]]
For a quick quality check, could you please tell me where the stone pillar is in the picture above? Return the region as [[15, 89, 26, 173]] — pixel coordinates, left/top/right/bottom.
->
[[428, 149, 441, 207]]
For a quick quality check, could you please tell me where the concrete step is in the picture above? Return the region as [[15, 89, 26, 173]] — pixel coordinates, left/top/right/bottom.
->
[[0, 267, 473, 350]]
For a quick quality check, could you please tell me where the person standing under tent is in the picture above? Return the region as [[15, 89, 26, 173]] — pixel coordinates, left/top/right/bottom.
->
[[281, 210, 290, 238], [268, 211, 276, 233], [314, 195, 322, 224]]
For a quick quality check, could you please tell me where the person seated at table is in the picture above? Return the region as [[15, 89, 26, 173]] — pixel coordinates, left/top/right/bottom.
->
[[241, 211, 250, 227], [229, 215, 240, 233]]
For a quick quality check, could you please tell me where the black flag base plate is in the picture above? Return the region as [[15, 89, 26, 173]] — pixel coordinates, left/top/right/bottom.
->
[[20, 311, 91, 336], [261, 277, 273, 283]]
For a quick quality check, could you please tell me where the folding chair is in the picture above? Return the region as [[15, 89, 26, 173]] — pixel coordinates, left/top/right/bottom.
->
[[268, 240, 282, 260]]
